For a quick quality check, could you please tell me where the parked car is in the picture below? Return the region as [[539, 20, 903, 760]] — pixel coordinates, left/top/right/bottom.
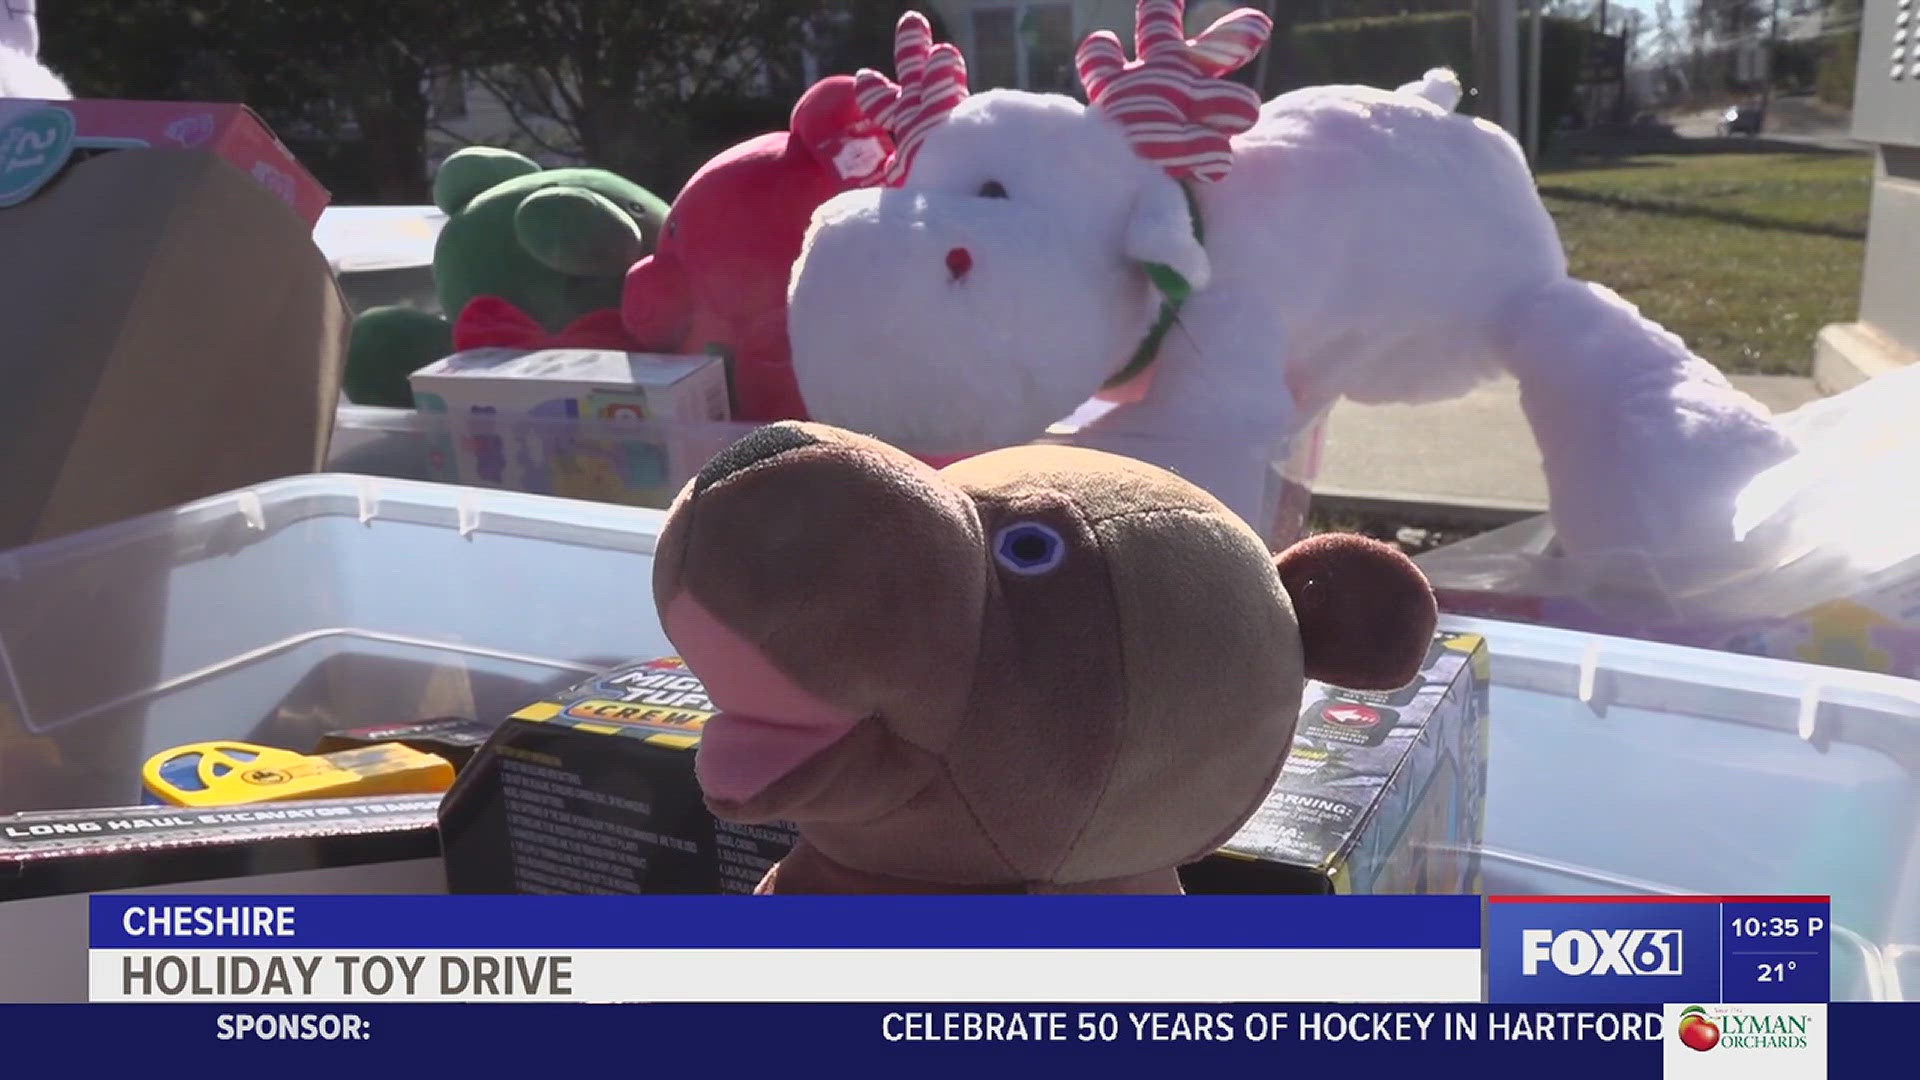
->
[[1719, 103, 1764, 136]]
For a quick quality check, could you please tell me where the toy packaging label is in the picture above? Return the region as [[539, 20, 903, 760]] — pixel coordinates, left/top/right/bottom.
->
[[1179, 627, 1490, 895], [438, 657, 797, 895], [0, 99, 329, 226], [410, 349, 732, 510], [0, 795, 440, 902]]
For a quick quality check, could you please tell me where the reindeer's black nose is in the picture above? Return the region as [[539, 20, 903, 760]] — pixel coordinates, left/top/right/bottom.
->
[[694, 423, 820, 496]]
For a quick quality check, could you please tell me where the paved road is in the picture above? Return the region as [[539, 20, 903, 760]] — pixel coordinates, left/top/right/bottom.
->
[[1667, 95, 1868, 152]]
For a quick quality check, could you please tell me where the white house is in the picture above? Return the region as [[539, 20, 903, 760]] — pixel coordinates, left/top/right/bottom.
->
[[423, 68, 578, 169]]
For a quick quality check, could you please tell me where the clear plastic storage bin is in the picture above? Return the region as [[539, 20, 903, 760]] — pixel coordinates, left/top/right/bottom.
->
[[314, 205, 445, 314], [327, 402, 1328, 550], [0, 476, 679, 818], [1448, 613, 1919, 1002], [0, 476, 1910, 999]]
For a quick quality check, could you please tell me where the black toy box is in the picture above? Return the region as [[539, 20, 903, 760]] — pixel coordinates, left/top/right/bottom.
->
[[441, 629, 1488, 896], [438, 657, 791, 894]]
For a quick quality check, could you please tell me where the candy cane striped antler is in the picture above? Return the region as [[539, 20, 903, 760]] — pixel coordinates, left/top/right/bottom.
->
[[1076, 0, 1271, 183], [853, 12, 970, 186]]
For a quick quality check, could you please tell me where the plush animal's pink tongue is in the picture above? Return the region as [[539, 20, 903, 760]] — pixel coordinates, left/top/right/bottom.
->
[[661, 593, 862, 803], [697, 712, 857, 805]]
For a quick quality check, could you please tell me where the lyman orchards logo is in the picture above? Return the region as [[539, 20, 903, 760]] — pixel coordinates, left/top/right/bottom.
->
[[1663, 1003, 1824, 1077], [1676, 1005, 1813, 1052], [1676, 1007, 1721, 1052]]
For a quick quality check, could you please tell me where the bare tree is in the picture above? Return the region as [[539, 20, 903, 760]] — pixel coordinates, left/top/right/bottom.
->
[[1690, 0, 1769, 49], [1652, 0, 1686, 59], [45, 0, 488, 201], [461, 0, 813, 188], [457, 0, 953, 191]]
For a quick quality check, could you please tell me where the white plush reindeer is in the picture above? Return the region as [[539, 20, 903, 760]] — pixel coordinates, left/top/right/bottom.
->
[[0, 0, 70, 99], [788, 1, 1796, 560]]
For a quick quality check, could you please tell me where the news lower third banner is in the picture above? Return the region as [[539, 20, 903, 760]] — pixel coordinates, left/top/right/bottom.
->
[[71, 893, 1871, 1077], [88, 895, 1483, 1003]]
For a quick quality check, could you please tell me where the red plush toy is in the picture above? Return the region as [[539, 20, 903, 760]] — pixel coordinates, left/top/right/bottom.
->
[[622, 76, 891, 423]]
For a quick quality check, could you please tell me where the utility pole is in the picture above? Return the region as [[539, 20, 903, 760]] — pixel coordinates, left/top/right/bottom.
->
[[1595, 0, 1610, 125], [1525, 0, 1543, 164], [1761, 0, 1782, 113], [1622, 10, 1637, 121], [1475, 0, 1521, 141]]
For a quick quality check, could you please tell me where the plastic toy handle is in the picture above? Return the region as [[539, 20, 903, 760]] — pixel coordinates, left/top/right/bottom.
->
[[192, 742, 282, 785], [140, 740, 298, 800]]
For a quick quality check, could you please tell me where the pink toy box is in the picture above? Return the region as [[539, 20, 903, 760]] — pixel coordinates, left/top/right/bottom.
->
[[0, 98, 329, 226]]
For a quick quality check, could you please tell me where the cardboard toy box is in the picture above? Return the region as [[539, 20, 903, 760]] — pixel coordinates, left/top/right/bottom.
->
[[1179, 628, 1490, 894], [439, 657, 791, 894], [441, 632, 1488, 896], [0, 99, 329, 225], [314, 716, 497, 772], [1719, 563, 1920, 679], [0, 794, 441, 903], [409, 349, 732, 508], [0, 714, 497, 904], [0, 795, 443, 1003], [0, 97, 345, 549]]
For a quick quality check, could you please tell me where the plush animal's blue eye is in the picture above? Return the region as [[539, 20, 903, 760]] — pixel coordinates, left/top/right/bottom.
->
[[994, 521, 1066, 575], [978, 180, 1008, 199]]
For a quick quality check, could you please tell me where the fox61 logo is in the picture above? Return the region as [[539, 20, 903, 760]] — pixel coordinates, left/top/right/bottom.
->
[[1521, 929, 1684, 976]]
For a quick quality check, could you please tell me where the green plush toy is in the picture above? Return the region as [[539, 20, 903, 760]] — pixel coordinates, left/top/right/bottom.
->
[[342, 147, 671, 407]]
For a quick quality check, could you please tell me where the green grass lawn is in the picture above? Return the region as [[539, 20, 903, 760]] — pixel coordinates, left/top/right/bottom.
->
[[1536, 147, 1873, 376]]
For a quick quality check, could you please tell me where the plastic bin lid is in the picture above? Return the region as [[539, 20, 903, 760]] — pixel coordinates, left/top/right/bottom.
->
[[314, 206, 446, 273]]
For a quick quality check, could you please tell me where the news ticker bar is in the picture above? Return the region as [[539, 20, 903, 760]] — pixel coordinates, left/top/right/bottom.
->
[[84, 894, 1832, 1006], [0, 1003, 1893, 1079]]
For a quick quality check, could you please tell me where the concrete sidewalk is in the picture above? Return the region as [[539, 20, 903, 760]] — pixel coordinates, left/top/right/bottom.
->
[[1314, 374, 1823, 517]]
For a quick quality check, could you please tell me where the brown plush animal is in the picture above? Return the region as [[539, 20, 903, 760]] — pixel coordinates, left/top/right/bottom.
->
[[653, 422, 1437, 894]]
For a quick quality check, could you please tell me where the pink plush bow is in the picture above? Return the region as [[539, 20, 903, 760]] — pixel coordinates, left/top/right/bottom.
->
[[1076, 0, 1271, 183], [853, 12, 969, 186], [454, 296, 641, 353]]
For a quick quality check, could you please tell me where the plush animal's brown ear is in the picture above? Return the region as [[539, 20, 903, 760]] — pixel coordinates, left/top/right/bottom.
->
[[1275, 533, 1438, 690]]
